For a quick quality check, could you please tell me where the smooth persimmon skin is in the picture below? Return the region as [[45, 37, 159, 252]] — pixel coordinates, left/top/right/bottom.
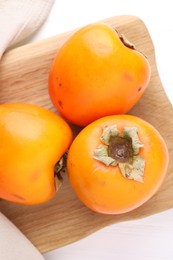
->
[[0, 103, 73, 205], [67, 115, 169, 214], [49, 23, 151, 126]]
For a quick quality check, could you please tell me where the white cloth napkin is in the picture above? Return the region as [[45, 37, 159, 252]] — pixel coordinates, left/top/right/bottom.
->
[[0, 0, 55, 58], [0, 0, 55, 259], [0, 213, 45, 260]]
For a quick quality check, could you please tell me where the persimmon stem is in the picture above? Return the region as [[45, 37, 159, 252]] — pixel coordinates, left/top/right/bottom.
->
[[108, 135, 133, 163], [119, 34, 136, 50]]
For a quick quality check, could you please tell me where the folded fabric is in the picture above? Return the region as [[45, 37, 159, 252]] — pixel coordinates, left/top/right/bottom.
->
[[0, 213, 45, 260], [0, 0, 55, 259], [0, 0, 55, 58]]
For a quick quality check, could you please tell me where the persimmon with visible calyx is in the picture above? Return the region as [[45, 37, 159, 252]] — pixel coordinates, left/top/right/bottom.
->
[[67, 115, 169, 214], [49, 23, 151, 126], [0, 103, 73, 205]]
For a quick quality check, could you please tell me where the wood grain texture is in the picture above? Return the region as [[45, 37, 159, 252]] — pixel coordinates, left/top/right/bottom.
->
[[0, 16, 173, 253]]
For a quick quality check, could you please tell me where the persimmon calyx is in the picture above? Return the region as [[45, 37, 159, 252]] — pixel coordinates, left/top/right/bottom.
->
[[93, 144, 118, 166], [119, 156, 145, 183], [54, 152, 67, 191], [123, 127, 144, 155], [93, 125, 145, 183]]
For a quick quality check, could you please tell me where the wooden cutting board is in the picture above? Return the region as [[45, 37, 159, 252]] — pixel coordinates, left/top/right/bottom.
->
[[0, 16, 173, 253]]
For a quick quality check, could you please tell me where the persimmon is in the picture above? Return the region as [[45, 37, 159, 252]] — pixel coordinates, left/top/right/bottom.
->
[[0, 103, 73, 204], [67, 115, 169, 214], [49, 23, 151, 126]]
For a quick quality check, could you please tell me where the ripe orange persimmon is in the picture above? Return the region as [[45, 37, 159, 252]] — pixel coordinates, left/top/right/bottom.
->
[[0, 103, 73, 204], [49, 23, 151, 126], [67, 115, 169, 214]]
